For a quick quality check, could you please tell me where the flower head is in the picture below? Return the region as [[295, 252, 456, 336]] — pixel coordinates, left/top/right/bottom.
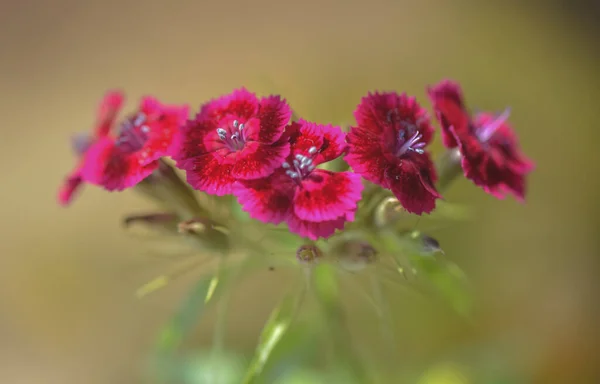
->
[[58, 90, 124, 205], [81, 96, 189, 191], [234, 120, 364, 240], [345, 92, 441, 215], [427, 80, 534, 200], [171, 88, 292, 196]]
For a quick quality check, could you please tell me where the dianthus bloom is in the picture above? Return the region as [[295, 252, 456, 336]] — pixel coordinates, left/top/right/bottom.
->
[[345, 92, 441, 215], [81, 95, 189, 191], [58, 90, 124, 205], [427, 80, 534, 200], [171, 88, 292, 195], [234, 120, 364, 240]]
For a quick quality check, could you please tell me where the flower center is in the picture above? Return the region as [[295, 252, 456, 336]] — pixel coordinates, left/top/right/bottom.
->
[[396, 130, 426, 157], [115, 112, 150, 153], [477, 107, 511, 142], [387, 109, 427, 157], [282, 146, 318, 181], [216, 120, 247, 151]]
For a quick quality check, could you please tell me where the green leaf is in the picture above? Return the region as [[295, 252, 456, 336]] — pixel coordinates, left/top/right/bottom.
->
[[157, 272, 221, 353], [242, 285, 306, 383]]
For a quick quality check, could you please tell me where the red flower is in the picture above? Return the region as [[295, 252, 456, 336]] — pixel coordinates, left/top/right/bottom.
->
[[171, 88, 292, 196], [427, 80, 534, 200], [80, 96, 189, 191], [57, 90, 124, 206], [345, 92, 441, 215], [233, 120, 364, 240]]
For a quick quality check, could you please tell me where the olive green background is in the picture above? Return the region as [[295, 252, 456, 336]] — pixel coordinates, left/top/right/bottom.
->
[[1, 0, 598, 382]]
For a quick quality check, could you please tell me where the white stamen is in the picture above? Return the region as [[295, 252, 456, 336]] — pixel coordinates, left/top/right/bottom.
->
[[308, 146, 317, 154], [133, 113, 146, 126]]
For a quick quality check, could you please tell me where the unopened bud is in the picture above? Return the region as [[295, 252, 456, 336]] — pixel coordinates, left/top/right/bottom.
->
[[296, 244, 323, 264], [374, 196, 407, 228], [332, 239, 378, 272], [177, 217, 230, 253], [409, 231, 445, 256]]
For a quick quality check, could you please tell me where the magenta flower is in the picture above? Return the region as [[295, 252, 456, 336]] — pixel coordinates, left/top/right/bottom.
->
[[345, 92, 441, 215], [171, 88, 292, 196], [80, 96, 189, 191], [58, 90, 124, 206], [234, 120, 364, 240], [427, 80, 534, 200]]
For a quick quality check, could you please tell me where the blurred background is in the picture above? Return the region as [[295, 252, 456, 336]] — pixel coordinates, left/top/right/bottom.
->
[[1, 0, 598, 382]]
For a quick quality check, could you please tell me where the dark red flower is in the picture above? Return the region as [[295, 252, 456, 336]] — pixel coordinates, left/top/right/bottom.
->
[[427, 80, 534, 200], [345, 92, 441, 215], [80, 96, 189, 191], [233, 120, 364, 240], [171, 88, 292, 196], [57, 90, 124, 206], [426, 80, 468, 148]]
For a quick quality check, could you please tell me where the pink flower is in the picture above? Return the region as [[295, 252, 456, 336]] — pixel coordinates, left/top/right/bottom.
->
[[345, 92, 441, 215], [57, 90, 124, 206], [171, 88, 292, 196], [80, 96, 189, 191], [234, 120, 364, 240], [427, 80, 534, 200]]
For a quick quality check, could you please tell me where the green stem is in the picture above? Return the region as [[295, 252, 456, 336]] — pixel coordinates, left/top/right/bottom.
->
[[435, 148, 462, 194]]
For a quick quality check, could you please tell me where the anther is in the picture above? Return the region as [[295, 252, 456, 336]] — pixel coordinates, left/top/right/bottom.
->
[[282, 162, 290, 169], [478, 107, 511, 142], [308, 146, 317, 155], [232, 120, 239, 128], [133, 113, 146, 126], [216, 128, 227, 139]]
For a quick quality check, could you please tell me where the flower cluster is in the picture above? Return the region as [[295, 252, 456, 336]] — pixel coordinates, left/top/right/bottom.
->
[[59, 80, 534, 240]]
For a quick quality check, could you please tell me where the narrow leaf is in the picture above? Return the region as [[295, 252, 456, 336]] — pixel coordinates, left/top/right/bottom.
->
[[242, 285, 305, 383]]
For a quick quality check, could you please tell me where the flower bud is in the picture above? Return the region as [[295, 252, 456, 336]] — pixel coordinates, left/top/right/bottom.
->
[[373, 196, 407, 228], [178, 217, 230, 253], [296, 244, 323, 264], [331, 239, 378, 272], [408, 231, 445, 256]]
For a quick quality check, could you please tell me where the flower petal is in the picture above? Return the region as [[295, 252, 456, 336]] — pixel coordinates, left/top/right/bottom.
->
[[286, 214, 346, 241], [427, 80, 470, 148], [291, 119, 347, 165], [293, 170, 363, 222], [233, 171, 295, 224], [133, 97, 189, 166], [345, 127, 394, 186], [386, 154, 441, 215], [243, 95, 291, 144], [205, 88, 259, 123], [353, 92, 398, 135], [183, 152, 236, 196], [171, 115, 218, 168], [58, 168, 85, 206], [231, 140, 290, 180], [288, 120, 324, 157], [81, 137, 157, 191], [94, 90, 124, 137]]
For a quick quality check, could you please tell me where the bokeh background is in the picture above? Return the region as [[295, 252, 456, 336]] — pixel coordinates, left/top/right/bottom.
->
[[1, 0, 598, 382]]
